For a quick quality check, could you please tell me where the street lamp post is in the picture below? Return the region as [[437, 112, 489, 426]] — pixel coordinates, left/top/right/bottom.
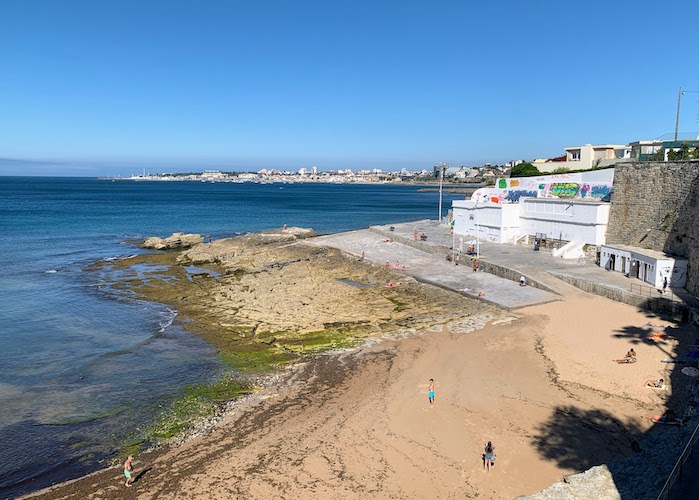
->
[[438, 163, 446, 223], [674, 87, 699, 141], [675, 86, 684, 141], [475, 202, 480, 259]]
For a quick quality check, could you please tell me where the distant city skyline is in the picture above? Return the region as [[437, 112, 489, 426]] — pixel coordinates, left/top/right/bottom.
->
[[1, 0, 698, 177]]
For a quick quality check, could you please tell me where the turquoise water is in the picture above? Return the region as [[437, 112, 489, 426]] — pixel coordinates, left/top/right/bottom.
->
[[0, 177, 464, 496]]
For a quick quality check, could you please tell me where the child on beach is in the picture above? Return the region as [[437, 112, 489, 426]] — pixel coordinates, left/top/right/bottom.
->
[[124, 456, 134, 487], [483, 441, 495, 472], [428, 379, 434, 406]]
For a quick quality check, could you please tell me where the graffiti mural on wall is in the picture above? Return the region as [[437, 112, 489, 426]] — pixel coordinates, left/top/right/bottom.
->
[[471, 169, 615, 203], [591, 185, 611, 198], [549, 183, 580, 197], [505, 190, 538, 202]]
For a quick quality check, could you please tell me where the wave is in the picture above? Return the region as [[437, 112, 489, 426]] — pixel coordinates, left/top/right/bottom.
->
[[158, 308, 178, 333], [44, 269, 58, 274]]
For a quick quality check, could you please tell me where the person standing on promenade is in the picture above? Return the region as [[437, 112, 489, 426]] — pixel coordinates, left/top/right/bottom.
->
[[483, 442, 495, 472], [428, 379, 434, 406], [662, 276, 668, 294], [124, 456, 135, 487]]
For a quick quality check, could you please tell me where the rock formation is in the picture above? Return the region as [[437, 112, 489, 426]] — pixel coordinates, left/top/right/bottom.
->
[[142, 232, 205, 250]]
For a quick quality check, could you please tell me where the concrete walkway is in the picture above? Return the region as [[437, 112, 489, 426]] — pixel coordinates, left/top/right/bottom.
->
[[311, 219, 695, 315], [310, 229, 558, 310]]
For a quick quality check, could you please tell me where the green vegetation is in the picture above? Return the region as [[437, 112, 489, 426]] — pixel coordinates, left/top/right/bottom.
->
[[510, 162, 540, 177], [149, 376, 253, 440], [387, 296, 408, 312]]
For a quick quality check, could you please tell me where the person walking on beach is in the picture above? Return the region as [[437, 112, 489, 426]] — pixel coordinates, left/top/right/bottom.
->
[[414, 229, 418, 240], [124, 456, 134, 487], [483, 441, 495, 472], [428, 378, 434, 406]]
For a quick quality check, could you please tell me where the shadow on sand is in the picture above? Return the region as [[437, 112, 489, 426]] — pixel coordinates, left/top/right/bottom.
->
[[530, 308, 698, 499]]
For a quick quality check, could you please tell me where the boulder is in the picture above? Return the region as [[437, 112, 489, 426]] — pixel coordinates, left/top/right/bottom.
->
[[142, 232, 204, 250]]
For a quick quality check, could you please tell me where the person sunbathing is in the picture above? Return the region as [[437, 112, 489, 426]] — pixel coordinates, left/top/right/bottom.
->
[[385, 282, 401, 288], [644, 410, 683, 425], [477, 291, 486, 297], [625, 349, 637, 359], [613, 356, 637, 364], [644, 378, 664, 388]]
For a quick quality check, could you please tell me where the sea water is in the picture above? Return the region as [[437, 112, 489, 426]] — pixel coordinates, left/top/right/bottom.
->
[[0, 177, 465, 496]]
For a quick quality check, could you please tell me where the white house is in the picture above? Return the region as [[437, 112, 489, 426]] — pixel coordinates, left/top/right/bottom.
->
[[533, 144, 631, 173], [600, 244, 688, 288]]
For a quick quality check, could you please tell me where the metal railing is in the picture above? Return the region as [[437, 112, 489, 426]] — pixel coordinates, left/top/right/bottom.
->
[[656, 419, 699, 500], [629, 282, 682, 303]]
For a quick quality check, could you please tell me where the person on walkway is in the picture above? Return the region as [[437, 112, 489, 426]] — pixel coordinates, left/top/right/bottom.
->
[[428, 379, 434, 406], [455, 254, 460, 266], [662, 276, 668, 295], [519, 276, 527, 287], [472, 259, 479, 272], [483, 442, 495, 472], [124, 456, 135, 487]]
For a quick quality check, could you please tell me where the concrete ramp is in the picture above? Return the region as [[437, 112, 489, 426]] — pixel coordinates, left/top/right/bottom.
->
[[553, 240, 585, 259]]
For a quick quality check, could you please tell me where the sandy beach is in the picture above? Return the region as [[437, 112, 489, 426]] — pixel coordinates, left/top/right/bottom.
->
[[29, 281, 693, 499]]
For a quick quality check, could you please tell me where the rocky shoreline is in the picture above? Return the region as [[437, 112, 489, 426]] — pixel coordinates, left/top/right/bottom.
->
[[101, 228, 490, 449]]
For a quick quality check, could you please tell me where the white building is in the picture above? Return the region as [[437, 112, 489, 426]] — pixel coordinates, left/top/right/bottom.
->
[[600, 244, 688, 288], [452, 198, 610, 246], [533, 144, 631, 173], [452, 169, 615, 249]]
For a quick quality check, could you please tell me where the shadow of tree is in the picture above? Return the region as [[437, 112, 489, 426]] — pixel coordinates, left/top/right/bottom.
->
[[532, 406, 643, 472], [612, 324, 680, 358]]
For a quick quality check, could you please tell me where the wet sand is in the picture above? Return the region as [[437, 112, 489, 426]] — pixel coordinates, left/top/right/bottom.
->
[[28, 290, 687, 499]]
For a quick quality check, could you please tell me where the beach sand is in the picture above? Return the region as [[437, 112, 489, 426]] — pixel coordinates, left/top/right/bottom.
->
[[29, 290, 688, 499]]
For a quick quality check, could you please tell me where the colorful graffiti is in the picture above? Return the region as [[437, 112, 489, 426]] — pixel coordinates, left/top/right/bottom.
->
[[591, 185, 611, 198], [470, 169, 615, 203], [549, 183, 580, 197], [505, 190, 537, 202]]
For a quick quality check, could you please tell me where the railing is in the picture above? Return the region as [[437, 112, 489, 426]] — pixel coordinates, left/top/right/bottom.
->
[[656, 420, 699, 500], [629, 283, 682, 303]]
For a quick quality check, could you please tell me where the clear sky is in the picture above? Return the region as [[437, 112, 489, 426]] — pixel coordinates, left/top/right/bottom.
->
[[1, 0, 698, 176]]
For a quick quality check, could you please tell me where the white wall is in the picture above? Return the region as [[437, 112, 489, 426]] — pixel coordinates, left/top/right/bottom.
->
[[520, 199, 609, 246], [453, 199, 608, 246], [452, 201, 521, 243]]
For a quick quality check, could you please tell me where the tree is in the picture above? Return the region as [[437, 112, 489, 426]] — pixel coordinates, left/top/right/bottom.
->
[[510, 162, 540, 177]]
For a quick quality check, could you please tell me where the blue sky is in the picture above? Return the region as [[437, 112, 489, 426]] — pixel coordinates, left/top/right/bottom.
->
[[1, 0, 698, 176]]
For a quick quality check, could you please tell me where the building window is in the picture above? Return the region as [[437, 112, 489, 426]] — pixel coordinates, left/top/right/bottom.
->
[[569, 149, 581, 161]]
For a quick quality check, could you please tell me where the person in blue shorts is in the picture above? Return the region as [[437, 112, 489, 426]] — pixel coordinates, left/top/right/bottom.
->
[[428, 378, 434, 406], [124, 456, 134, 487]]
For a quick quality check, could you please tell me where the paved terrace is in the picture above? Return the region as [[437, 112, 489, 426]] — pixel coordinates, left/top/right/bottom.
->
[[311, 220, 695, 315]]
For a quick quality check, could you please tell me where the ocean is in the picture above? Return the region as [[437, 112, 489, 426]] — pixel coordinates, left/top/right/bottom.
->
[[0, 177, 465, 497]]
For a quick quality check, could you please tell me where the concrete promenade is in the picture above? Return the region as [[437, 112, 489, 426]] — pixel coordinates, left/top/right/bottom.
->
[[312, 219, 695, 314]]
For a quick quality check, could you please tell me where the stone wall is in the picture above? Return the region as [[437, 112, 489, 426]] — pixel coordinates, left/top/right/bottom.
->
[[607, 161, 699, 295]]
